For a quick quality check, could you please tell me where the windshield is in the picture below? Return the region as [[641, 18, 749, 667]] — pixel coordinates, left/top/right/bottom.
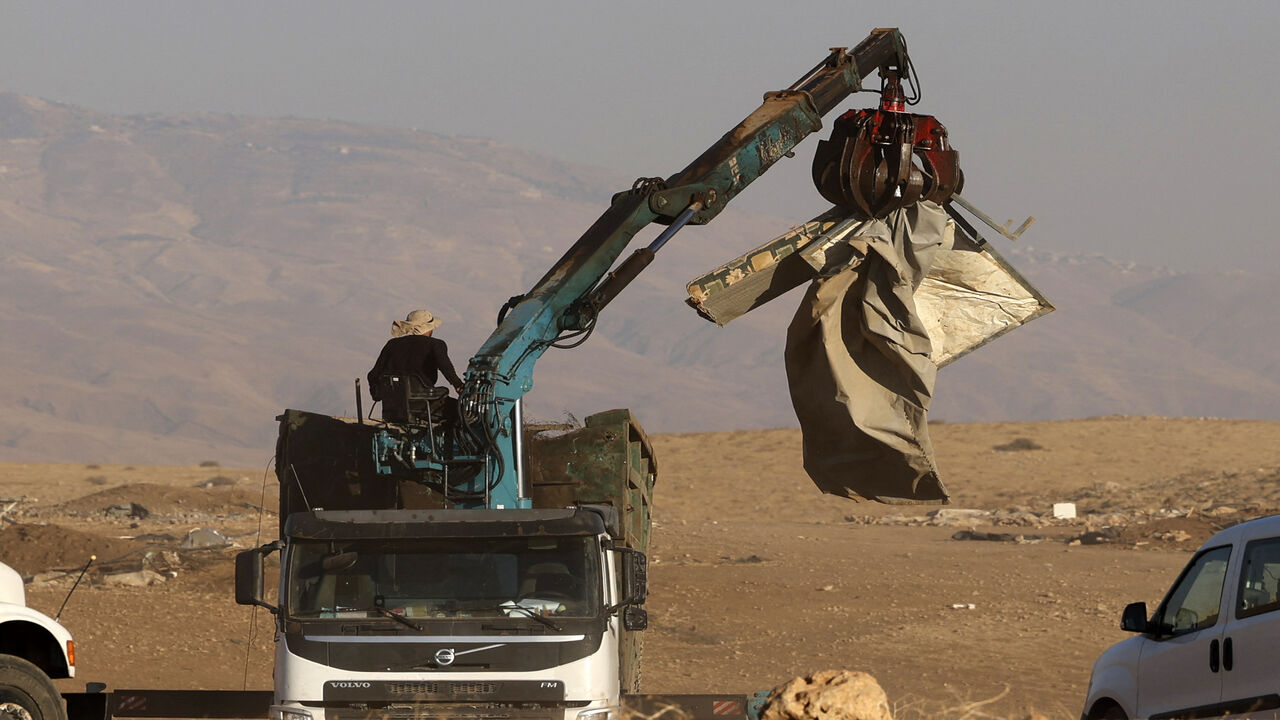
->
[[285, 536, 601, 622]]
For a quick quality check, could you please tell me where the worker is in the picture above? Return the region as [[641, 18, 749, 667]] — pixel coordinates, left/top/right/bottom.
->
[[368, 309, 464, 422]]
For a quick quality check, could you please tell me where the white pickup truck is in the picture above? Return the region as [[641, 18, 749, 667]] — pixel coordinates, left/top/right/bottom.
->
[[0, 562, 74, 720], [1083, 513, 1280, 720]]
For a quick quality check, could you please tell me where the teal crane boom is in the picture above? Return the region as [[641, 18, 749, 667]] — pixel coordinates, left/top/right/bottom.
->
[[381, 29, 912, 510]]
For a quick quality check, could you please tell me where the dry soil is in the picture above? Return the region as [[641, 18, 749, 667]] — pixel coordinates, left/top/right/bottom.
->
[[5, 417, 1280, 719]]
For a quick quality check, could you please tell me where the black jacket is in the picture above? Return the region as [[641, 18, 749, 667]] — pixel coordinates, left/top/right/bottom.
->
[[367, 335, 464, 397]]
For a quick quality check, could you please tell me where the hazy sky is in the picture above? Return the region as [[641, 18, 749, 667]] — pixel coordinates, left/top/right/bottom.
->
[[3, 1, 1278, 272]]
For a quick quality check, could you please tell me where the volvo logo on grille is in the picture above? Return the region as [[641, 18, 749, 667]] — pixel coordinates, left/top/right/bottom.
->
[[330, 682, 372, 689], [434, 648, 456, 666]]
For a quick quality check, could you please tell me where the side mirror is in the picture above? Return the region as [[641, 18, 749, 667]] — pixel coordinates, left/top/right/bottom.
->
[[609, 548, 648, 614], [1120, 601, 1149, 633], [235, 544, 279, 613], [622, 606, 648, 632]]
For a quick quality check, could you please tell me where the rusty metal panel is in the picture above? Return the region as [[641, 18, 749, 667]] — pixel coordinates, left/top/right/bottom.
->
[[525, 409, 654, 549], [524, 408, 655, 695]]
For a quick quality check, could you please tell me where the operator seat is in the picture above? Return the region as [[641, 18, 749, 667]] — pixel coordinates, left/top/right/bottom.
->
[[378, 373, 450, 425]]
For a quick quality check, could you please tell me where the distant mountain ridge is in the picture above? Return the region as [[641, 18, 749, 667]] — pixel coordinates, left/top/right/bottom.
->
[[2, 92, 1278, 466]]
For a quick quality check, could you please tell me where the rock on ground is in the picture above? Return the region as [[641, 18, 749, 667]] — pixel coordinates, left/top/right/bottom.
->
[[759, 670, 891, 720], [101, 570, 165, 587]]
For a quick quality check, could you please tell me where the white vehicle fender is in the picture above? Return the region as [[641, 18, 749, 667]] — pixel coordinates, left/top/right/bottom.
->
[[0, 563, 75, 678], [1083, 637, 1140, 719]]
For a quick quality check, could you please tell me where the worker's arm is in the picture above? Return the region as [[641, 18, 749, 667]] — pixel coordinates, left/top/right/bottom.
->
[[433, 339, 464, 391]]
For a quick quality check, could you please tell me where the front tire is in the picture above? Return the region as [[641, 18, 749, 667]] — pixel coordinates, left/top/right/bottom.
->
[[0, 655, 66, 720], [1091, 703, 1127, 720]]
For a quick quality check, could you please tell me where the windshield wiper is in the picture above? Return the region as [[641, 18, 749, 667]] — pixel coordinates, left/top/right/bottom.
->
[[500, 603, 562, 631], [307, 605, 423, 631], [371, 606, 423, 631]]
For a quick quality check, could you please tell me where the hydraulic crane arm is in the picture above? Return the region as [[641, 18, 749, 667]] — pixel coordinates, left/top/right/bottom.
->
[[455, 29, 911, 507]]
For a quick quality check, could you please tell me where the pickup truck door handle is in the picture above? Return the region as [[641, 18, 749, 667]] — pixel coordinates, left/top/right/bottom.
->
[[1223, 637, 1233, 671], [1210, 638, 1220, 673]]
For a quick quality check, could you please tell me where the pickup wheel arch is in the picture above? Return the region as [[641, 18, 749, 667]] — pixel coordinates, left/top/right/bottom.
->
[[0, 622, 69, 679], [1087, 698, 1128, 720]]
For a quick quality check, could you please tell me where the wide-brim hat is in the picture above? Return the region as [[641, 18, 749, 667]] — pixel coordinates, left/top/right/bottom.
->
[[391, 309, 441, 337]]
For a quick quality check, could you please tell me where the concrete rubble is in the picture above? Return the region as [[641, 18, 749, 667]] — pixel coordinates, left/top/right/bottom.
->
[[179, 528, 230, 550]]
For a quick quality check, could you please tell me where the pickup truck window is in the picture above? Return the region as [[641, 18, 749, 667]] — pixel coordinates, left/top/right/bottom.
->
[[285, 536, 601, 622], [1156, 545, 1231, 636], [1236, 537, 1280, 620]]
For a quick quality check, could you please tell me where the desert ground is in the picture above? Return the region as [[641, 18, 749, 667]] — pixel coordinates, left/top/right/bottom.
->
[[5, 416, 1280, 719]]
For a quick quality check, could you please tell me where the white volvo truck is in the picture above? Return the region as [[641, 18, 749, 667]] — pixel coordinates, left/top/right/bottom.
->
[[235, 409, 654, 720]]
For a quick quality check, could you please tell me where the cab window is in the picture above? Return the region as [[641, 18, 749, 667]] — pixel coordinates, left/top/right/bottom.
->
[[1236, 537, 1280, 620], [1156, 545, 1231, 636]]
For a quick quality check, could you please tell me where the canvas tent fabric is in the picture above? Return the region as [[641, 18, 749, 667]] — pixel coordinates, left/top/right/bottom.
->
[[785, 201, 951, 504], [685, 200, 1052, 504]]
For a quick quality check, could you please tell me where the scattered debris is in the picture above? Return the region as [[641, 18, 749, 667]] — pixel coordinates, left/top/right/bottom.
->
[[179, 528, 230, 550], [993, 437, 1043, 452], [101, 569, 165, 587], [950, 603, 977, 610], [27, 571, 73, 587], [0, 498, 23, 524], [928, 508, 990, 526], [1052, 502, 1076, 519], [144, 550, 182, 576], [951, 530, 1043, 543], [1156, 529, 1192, 543], [104, 502, 150, 520], [1068, 528, 1122, 545], [759, 670, 891, 720]]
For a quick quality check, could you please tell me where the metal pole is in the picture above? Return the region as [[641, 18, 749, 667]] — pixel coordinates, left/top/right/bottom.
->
[[646, 201, 703, 253], [513, 398, 526, 504]]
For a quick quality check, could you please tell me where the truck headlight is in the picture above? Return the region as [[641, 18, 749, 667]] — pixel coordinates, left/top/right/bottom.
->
[[576, 707, 619, 720], [269, 706, 313, 720]]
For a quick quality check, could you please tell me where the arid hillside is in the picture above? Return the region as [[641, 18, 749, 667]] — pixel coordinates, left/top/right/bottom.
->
[[5, 93, 1280, 467], [6, 417, 1280, 719]]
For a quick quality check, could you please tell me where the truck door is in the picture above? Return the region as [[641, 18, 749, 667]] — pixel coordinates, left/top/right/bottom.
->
[[1136, 544, 1232, 720], [1219, 535, 1280, 718]]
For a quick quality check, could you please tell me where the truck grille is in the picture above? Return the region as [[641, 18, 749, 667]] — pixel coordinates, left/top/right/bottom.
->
[[387, 683, 500, 697], [328, 707, 558, 720]]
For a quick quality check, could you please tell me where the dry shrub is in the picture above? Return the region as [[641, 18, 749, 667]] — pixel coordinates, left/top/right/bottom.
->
[[891, 686, 1069, 720], [620, 701, 689, 720]]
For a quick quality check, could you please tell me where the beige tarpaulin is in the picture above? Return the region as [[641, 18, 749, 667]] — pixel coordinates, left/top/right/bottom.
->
[[785, 201, 951, 504], [686, 200, 1052, 504]]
